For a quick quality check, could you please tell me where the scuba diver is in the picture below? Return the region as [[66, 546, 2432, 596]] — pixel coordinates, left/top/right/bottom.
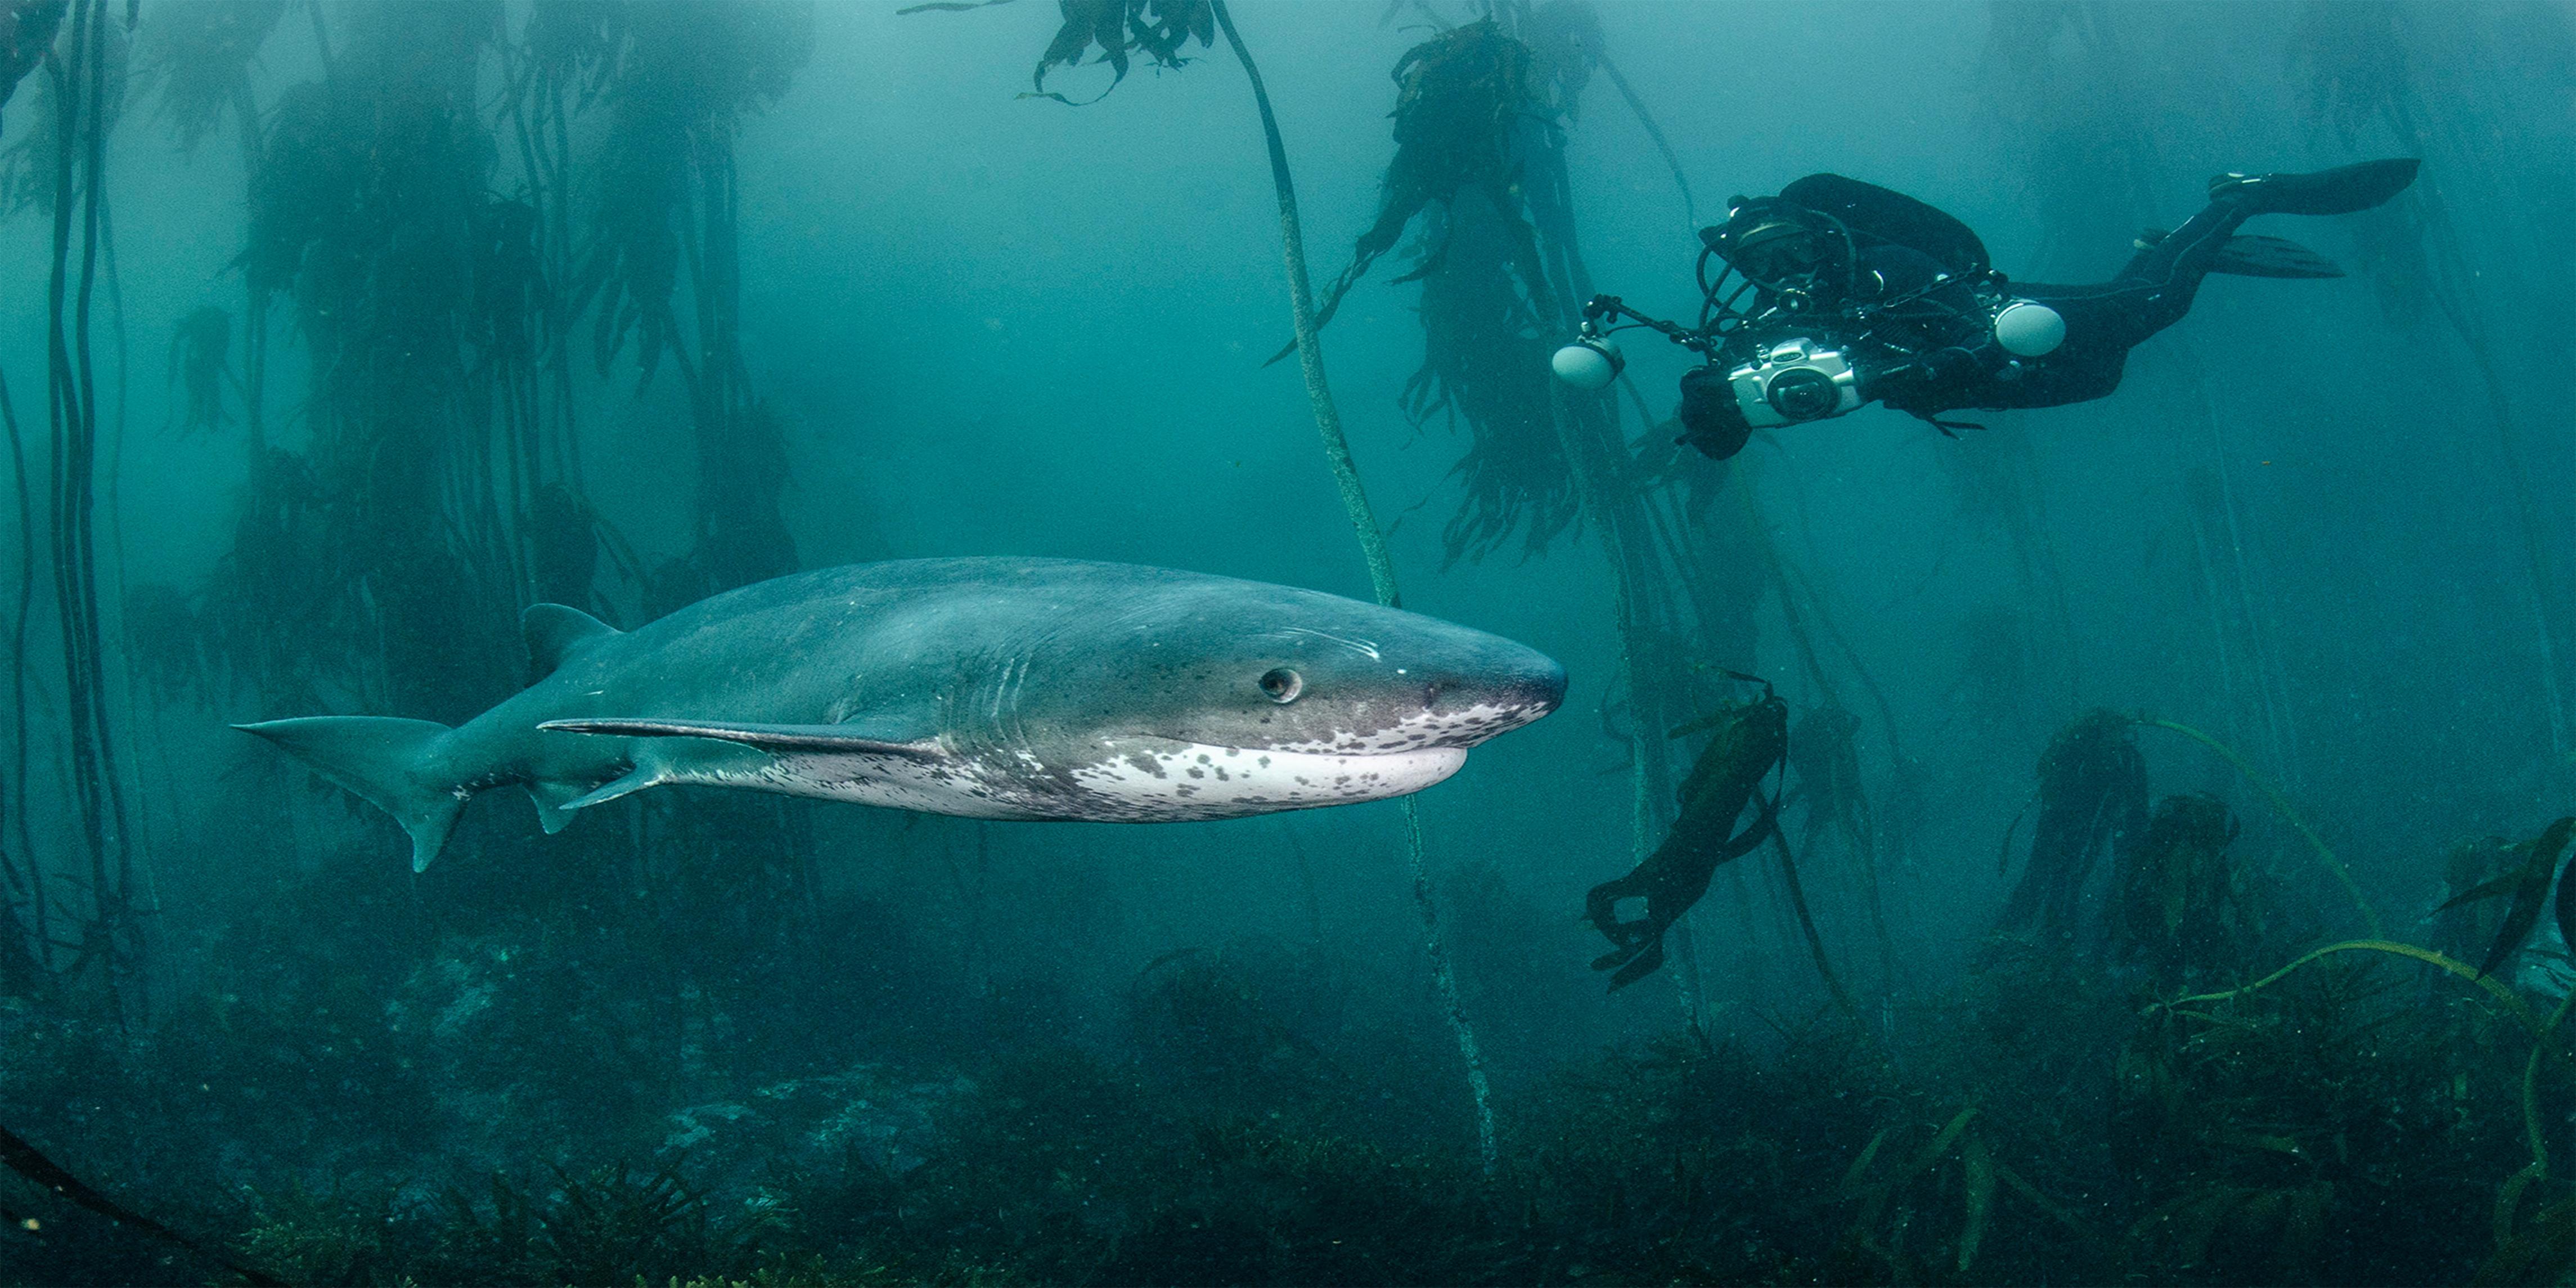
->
[[1549, 159, 2421, 460]]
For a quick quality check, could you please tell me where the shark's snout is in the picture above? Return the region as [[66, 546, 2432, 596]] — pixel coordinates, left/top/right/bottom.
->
[[1411, 647, 1566, 747], [1504, 653, 1569, 714]]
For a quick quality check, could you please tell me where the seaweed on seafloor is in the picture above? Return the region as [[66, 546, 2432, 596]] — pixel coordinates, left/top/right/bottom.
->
[[1124, 939, 1369, 1124], [1998, 708, 2148, 941], [230, 1160, 769, 1287], [1513, 1022, 1883, 1283], [0, 1121, 281, 1285], [1828, 1105, 2092, 1284], [1585, 672, 1784, 990], [2121, 943, 2524, 1287], [2123, 815, 2575, 1283]]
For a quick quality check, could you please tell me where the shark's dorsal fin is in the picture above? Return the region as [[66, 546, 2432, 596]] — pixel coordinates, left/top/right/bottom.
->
[[537, 717, 948, 760], [523, 603, 621, 681]]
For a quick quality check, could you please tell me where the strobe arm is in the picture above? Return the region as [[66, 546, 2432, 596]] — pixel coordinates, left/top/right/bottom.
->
[[1553, 294, 1710, 392], [1577, 294, 1707, 352]]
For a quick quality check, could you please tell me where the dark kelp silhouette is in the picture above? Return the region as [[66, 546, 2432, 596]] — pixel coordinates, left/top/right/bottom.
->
[[1999, 708, 2148, 940], [895, 0, 1214, 104], [1028, 0, 1212, 102], [2110, 793, 2252, 986], [1285, 18, 1581, 562], [542, 0, 813, 599], [0, 0, 65, 126], [2437, 815, 2576, 979], [0, 1122, 281, 1285], [161, 303, 227, 434], [1587, 673, 1785, 989]]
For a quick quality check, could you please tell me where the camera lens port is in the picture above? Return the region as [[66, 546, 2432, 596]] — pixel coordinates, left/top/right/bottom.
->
[[1765, 367, 1842, 421]]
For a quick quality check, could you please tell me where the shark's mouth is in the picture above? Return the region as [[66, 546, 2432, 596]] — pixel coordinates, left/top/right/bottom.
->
[[1056, 739, 1471, 822], [1269, 701, 1557, 755]]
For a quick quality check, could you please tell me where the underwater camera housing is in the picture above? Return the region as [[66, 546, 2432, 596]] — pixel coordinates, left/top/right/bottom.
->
[[1728, 337, 1861, 428]]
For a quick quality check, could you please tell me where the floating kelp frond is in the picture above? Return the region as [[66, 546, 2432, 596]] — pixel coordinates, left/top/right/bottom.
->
[[1999, 708, 2147, 940], [897, 0, 1212, 104], [1409, 191, 1580, 563], [1294, 19, 1580, 562], [1586, 674, 1786, 989], [1295, 20, 1538, 346], [1031, 0, 1211, 101]]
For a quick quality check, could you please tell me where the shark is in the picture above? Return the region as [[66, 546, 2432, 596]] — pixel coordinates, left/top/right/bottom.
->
[[239, 557, 1567, 870]]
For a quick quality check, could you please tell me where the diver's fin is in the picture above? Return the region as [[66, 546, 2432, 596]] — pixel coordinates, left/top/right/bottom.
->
[[524, 779, 590, 834], [2206, 157, 2420, 216], [537, 717, 948, 760], [2135, 229, 2346, 279], [522, 603, 621, 681], [236, 717, 466, 872]]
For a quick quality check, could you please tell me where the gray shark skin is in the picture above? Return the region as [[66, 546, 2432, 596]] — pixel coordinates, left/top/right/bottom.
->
[[238, 558, 1566, 870]]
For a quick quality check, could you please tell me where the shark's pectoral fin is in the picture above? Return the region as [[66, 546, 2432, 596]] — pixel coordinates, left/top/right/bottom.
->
[[538, 717, 948, 760]]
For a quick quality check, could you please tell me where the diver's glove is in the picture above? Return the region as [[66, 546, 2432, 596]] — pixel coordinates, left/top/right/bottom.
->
[[1675, 364, 1753, 461]]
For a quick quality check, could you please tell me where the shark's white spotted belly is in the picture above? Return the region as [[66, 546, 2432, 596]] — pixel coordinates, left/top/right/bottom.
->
[[681, 740, 1470, 822], [1060, 741, 1469, 820]]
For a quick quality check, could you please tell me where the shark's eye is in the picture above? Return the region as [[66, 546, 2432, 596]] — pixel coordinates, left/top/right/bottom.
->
[[1259, 667, 1304, 704]]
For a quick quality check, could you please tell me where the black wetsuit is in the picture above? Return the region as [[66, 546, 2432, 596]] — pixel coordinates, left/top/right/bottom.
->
[[1675, 160, 2418, 459]]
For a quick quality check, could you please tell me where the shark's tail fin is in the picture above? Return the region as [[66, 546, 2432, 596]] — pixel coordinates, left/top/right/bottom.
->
[[235, 717, 464, 872]]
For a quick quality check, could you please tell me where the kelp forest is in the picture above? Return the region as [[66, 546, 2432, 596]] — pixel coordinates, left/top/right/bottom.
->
[[0, 0, 2570, 1283]]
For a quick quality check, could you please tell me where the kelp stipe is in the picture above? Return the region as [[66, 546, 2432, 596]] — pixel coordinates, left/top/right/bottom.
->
[[901, 0, 1501, 1175], [1212, 0, 1504, 1178]]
